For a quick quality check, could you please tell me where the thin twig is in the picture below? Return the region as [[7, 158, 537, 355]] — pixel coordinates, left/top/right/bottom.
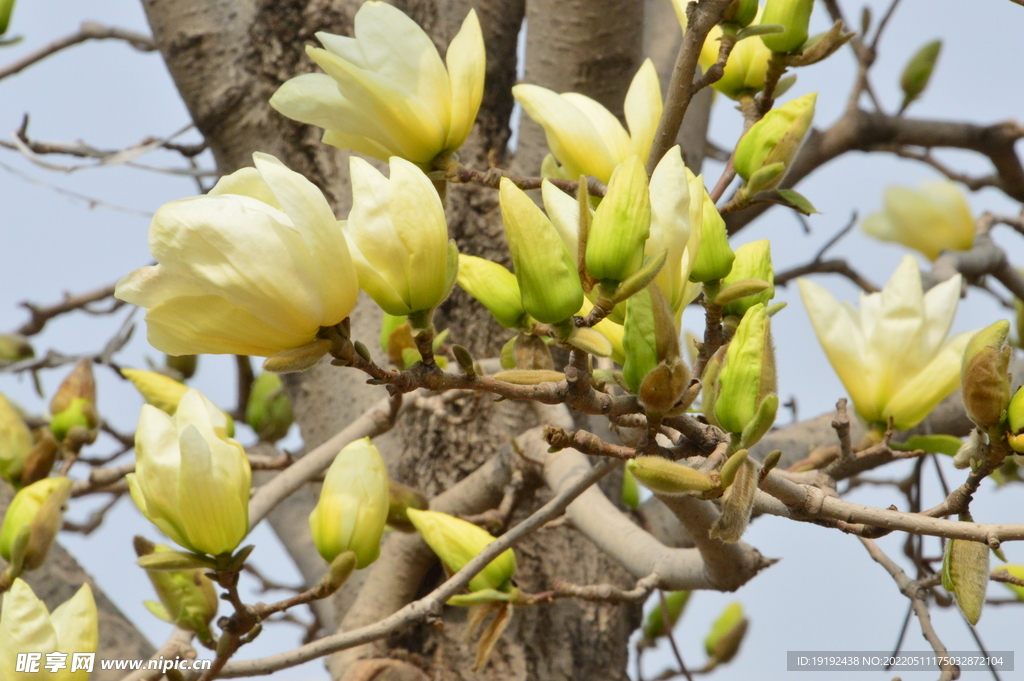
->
[[0, 22, 155, 81]]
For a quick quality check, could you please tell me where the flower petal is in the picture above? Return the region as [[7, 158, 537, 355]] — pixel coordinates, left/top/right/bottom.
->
[[445, 9, 485, 150], [541, 179, 581, 254], [51, 584, 98, 670], [177, 425, 248, 555], [208, 167, 281, 209], [884, 330, 974, 429], [623, 59, 663, 160]]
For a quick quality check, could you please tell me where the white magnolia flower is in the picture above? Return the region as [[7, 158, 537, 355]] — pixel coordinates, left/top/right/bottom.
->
[[116, 153, 359, 358], [513, 59, 662, 183], [271, 2, 485, 168], [799, 256, 975, 430], [862, 180, 975, 260]]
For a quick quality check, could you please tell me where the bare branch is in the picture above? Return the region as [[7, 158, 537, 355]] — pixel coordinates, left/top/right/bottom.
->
[[14, 282, 119, 336], [0, 22, 155, 81]]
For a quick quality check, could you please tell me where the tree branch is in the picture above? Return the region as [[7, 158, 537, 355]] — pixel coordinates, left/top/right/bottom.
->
[[0, 22, 155, 81]]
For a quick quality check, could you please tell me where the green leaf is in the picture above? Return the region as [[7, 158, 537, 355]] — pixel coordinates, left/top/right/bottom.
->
[[736, 24, 785, 41], [892, 434, 962, 457], [775, 189, 818, 215]]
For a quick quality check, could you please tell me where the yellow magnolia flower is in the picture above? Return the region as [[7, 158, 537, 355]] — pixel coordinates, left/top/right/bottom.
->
[[799, 256, 975, 430], [345, 157, 458, 321], [309, 438, 390, 569], [0, 393, 31, 486], [674, 1, 773, 100], [513, 59, 662, 183], [116, 153, 358, 359], [0, 579, 97, 681], [406, 508, 515, 592], [127, 389, 251, 556], [270, 2, 484, 168], [862, 181, 975, 260]]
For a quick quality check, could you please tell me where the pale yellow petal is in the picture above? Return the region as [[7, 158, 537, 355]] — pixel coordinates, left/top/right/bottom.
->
[[177, 425, 247, 555], [51, 584, 98, 674], [623, 59, 663, 160], [562, 92, 631, 165], [445, 9, 485, 150], [208, 167, 281, 209], [541, 179, 580, 254], [0, 579, 58, 679], [884, 330, 974, 429]]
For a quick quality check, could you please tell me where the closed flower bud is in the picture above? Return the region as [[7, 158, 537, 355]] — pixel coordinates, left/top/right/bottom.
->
[[760, 0, 814, 53], [50, 359, 96, 418], [406, 508, 516, 592], [0, 477, 72, 573], [715, 304, 777, 435], [309, 438, 390, 569], [499, 178, 584, 325], [942, 537, 989, 625], [723, 0, 758, 26], [961, 320, 1011, 429], [676, 2, 773, 100], [626, 457, 715, 495], [0, 334, 33, 364], [387, 480, 428, 530], [0, 579, 98, 681], [719, 239, 774, 317], [128, 389, 251, 556], [704, 602, 748, 669], [346, 157, 458, 320], [117, 153, 359, 360], [687, 169, 735, 283], [642, 590, 691, 643], [1008, 386, 1024, 436], [165, 353, 198, 379], [135, 537, 218, 646], [647, 146, 701, 314], [0, 393, 31, 487], [457, 255, 528, 329], [900, 40, 942, 112], [862, 181, 974, 261], [245, 372, 294, 443], [621, 468, 640, 510], [709, 456, 758, 542], [622, 289, 659, 395], [271, 4, 484, 168], [513, 60, 662, 183], [586, 155, 652, 286], [734, 93, 817, 192]]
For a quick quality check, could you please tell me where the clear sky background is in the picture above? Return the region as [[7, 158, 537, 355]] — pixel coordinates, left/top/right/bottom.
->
[[0, 1, 1022, 679]]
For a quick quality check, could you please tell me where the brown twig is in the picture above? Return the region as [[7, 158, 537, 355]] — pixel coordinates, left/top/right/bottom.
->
[[0, 22, 155, 81], [774, 258, 879, 293], [15, 282, 119, 336], [445, 164, 606, 197]]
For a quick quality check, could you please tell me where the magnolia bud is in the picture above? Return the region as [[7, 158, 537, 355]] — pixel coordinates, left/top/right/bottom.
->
[[709, 457, 758, 542], [406, 508, 516, 592], [122, 368, 189, 415], [514, 333, 555, 371], [642, 591, 691, 643], [309, 438, 390, 569], [688, 171, 735, 283], [246, 372, 294, 443], [49, 398, 98, 444], [492, 369, 566, 385], [622, 289, 658, 395], [626, 457, 715, 495], [621, 468, 640, 510], [701, 346, 727, 428], [457, 255, 528, 329], [734, 93, 817, 193], [760, 0, 814, 53], [135, 537, 219, 646], [50, 359, 99, 442], [704, 602, 748, 669], [165, 354, 198, 379], [715, 304, 777, 436], [586, 156, 652, 286], [900, 40, 942, 112], [499, 178, 583, 325], [723, 0, 757, 26], [0, 334, 32, 364], [387, 480, 428, 530], [942, 536, 989, 625], [719, 240, 774, 318], [961, 320, 1011, 429], [0, 393, 31, 487], [0, 477, 72, 573], [1007, 387, 1024, 453]]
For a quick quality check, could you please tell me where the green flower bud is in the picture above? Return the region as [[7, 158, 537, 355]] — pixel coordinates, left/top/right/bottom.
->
[[942, 536, 989, 625], [622, 289, 658, 395], [961, 320, 1011, 429], [457, 255, 528, 329], [704, 602, 748, 669], [135, 537, 219, 646], [642, 591, 691, 642], [621, 467, 640, 510], [492, 369, 566, 385], [760, 0, 814, 53], [380, 313, 407, 354], [715, 304, 777, 435], [245, 372, 294, 443], [626, 457, 715, 495], [720, 239, 774, 318], [49, 398, 98, 443], [900, 40, 942, 112], [499, 178, 583, 325], [122, 368, 189, 416], [309, 438, 390, 569], [709, 456, 758, 542], [734, 93, 817, 191], [586, 156, 652, 286], [701, 346, 727, 428], [0, 477, 72, 572], [687, 171, 735, 283], [50, 358, 96, 416], [165, 354, 198, 379], [387, 480, 428, 530], [1008, 386, 1024, 435], [723, 0, 758, 26], [0, 0, 15, 36], [406, 508, 516, 592], [0, 334, 32, 364], [0, 393, 31, 487]]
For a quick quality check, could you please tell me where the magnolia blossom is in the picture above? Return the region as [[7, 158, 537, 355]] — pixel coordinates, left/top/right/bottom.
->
[[345, 156, 458, 320], [271, 3, 484, 168], [116, 153, 359, 358], [862, 180, 975, 260], [513, 59, 662, 183], [799, 256, 975, 430], [0, 580, 97, 681], [128, 389, 251, 556]]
